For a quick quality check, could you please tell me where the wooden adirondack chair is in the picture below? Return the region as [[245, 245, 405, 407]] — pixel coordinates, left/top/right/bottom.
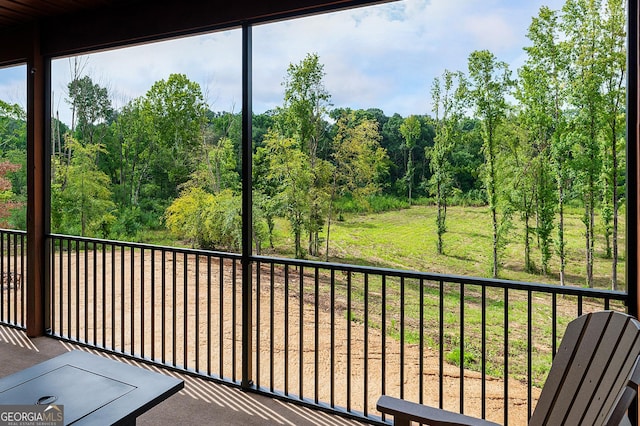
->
[[377, 310, 640, 426]]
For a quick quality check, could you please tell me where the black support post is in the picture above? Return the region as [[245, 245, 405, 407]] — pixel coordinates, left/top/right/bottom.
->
[[626, 0, 638, 423], [241, 22, 253, 389]]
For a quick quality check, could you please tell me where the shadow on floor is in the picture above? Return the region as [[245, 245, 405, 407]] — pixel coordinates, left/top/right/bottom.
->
[[0, 326, 374, 426]]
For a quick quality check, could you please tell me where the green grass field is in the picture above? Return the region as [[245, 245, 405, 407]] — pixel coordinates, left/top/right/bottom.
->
[[277, 204, 625, 290]]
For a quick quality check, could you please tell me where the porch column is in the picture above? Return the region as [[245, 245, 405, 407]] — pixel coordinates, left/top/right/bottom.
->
[[628, 0, 639, 424], [241, 22, 253, 389], [26, 24, 49, 337]]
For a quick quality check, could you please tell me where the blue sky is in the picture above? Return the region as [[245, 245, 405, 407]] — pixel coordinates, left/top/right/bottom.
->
[[1, 0, 568, 126]]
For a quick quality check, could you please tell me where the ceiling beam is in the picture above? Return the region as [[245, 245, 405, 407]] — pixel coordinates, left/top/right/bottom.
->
[[39, 0, 387, 58]]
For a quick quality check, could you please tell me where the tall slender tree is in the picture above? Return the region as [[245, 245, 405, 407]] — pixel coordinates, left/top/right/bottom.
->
[[399, 115, 421, 205], [563, 0, 604, 287], [466, 50, 513, 278], [599, 0, 626, 290], [429, 70, 464, 254], [519, 6, 567, 278]]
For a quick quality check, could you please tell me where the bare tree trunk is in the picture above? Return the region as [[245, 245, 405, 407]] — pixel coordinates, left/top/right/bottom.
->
[[558, 191, 566, 286]]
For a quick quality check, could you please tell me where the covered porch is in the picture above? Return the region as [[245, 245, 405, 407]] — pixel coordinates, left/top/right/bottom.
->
[[0, 0, 639, 425]]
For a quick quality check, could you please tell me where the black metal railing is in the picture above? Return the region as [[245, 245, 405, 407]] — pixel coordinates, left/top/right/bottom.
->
[[0, 229, 26, 328], [251, 255, 627, 424], [47, 234, 243, 383], [40, 233, 629, 424]]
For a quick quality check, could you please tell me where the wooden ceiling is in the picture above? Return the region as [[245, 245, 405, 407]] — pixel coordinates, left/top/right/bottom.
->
[[0, 0, 125, 28], [0, 0, 385, 65]]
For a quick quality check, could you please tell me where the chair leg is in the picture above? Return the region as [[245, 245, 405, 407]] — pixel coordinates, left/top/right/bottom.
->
[[393, 415, 411, 426]]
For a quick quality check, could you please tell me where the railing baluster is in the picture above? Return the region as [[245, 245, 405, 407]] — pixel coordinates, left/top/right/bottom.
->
[[269, 262, 275, 393], [161, 249, 166, 363], [84, 240, 88, 343], [314, 267, 319, 404], [481, 285, 486, 419], [504, 287, 509, 426], [150, 248, 156, 360], [92, 241, 97, 345], [400, 276, 405, 400], [195, 253, 200, 373], [552, 293, 557, 356], [50, 238, 55, 335], [67, 239, 72, 340], [527, 290, 532, 421], [111, 243, 115, 350], [460, 281, 465, 414], [255, 260, 260, 388], [381, 274, 386, 422], [131, 246, 135, 354], [141, 248, 145, 359], [76, 241, 80, 341], [206, 254, 211, 376], [364, 272, 370, 416], [6, 234, 11, 323], [439, 279, 444, 409], [299, 265, 304, 400], [330, 268, 335, 408], [284, 264, 289, 396], [347, 270, 352, 412], [172, 250, 177, 367], [120, 244, 125, 353], [183, 252, 188, 370], [232, 259, 237, 382], [11, 233, 14, 324], [101, 243, 106, 349], [0, 234, 4, 323], [219, 257, 224, 378]]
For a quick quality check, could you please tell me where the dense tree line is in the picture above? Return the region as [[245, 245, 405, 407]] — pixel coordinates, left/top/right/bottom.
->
[[0, 0, 626, 288]]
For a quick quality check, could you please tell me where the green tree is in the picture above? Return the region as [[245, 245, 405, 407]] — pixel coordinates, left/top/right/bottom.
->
[[499, 115, 536, 272], [0, 100, 26, 152], [115, 97, 155, 208], [67, 75, 113, 147], [279, 53, 332, 256], [599, 0, 626, 289], [466, 49, 513, 278], [399, 115, 421, 205], [0, 101, 26, 229], [165, 187, 242, 250], [51, 136, 115, 237], [563, 0, 604, 287], [429, 70, 464, 254], [519, 5, 567, 277], [263, 130, 312, 258], [381, 113, 406, 192], [327, 112, 389, 259], [0, 161, 21, 228], [189, 136, 239, 194], [145, 73, 208, 200]]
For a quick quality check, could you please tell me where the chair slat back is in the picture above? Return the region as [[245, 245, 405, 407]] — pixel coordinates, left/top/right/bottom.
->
[[529, 311, 640, 426]]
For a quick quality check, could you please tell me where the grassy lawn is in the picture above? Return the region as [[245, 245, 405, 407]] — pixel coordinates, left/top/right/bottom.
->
[[319, 204, 625, 290], [268, 204, 626, 385]]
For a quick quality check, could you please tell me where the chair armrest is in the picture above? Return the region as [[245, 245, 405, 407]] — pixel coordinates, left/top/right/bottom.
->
[[377, 395, 501, 426]]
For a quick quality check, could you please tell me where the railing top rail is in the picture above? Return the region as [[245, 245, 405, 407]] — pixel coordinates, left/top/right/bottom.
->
[[253, 254, 628, 301], [42, 232, 627, 302], [47, 233, 242, 260], [0, 228, 27, 236]]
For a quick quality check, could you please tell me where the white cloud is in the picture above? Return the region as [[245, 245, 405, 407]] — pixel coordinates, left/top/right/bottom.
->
[[7, 0, 572, 124]]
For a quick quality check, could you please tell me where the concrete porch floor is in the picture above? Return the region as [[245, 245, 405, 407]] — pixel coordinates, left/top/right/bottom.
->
[[0, 325, 374, 426]]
